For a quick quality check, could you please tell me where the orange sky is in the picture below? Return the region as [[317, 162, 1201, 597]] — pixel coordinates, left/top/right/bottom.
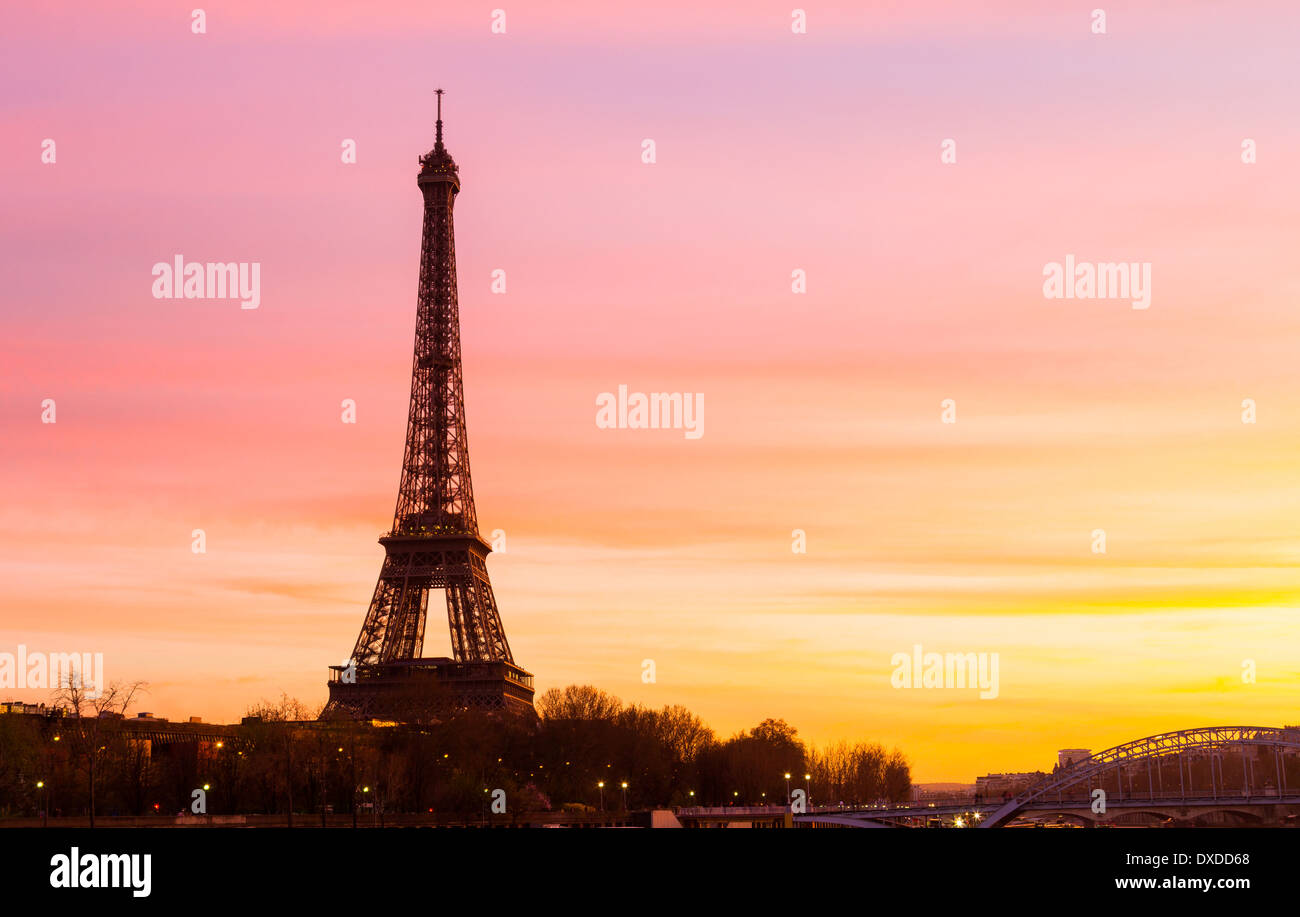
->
[[3, 2, 1300, 781]]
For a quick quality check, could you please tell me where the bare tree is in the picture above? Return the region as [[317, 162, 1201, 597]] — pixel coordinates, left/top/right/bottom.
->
[[243, 694, 314, 826], [536, 685, 622, 721], [807, 741, 912, 805], [52, 672, 145, 827]]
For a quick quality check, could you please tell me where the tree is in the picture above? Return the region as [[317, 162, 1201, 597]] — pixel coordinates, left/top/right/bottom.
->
[[51, 673, 145, 827], [241, 694, 314, 826], [536, 685, 622, 721], [0, 714, 42, 816], [806, 741, 912, 805]]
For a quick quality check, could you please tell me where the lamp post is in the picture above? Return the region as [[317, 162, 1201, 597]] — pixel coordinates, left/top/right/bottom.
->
[[621, 781, 628, 812], [784, 773, 792, 806], [597, 781, 605, 812], [805, 773, 812, 810], [37, 781, 46, 828], [353, 785, 370, 829]]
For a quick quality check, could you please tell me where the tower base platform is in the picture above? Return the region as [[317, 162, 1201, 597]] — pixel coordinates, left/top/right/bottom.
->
[[322, 657, 535, 722]]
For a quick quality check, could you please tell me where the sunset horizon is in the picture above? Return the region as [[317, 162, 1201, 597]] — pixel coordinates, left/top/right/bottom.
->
[[5, 1, 1300, 791]]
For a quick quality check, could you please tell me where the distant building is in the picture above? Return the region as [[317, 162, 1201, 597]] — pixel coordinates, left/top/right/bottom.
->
[[0, 701, 50, 716], [911, 783, 975, 802], [1058, 749, 1091, 769], [975, 772, 1045, 798]]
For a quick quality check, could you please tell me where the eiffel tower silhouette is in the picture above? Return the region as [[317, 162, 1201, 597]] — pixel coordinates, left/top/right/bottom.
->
[[324, 91, 534, 719]]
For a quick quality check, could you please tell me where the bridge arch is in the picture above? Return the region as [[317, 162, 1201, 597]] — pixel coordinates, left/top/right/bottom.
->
[[982, 726, 1300, 827]]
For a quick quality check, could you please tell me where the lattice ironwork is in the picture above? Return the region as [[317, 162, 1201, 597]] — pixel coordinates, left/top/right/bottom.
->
[[350, 537, 512, 665]]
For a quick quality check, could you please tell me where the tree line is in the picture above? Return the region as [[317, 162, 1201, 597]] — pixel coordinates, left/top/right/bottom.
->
[[0, 682, 912, 821]]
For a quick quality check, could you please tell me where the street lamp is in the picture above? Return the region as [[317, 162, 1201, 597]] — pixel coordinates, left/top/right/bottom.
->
[[352, 785, 370, 829], [805, 773, 812, 809], [597, 781, 605, 812], [621, 781, 628, 811], [784, 773, 792, 805], [37, 781, 46, 828]]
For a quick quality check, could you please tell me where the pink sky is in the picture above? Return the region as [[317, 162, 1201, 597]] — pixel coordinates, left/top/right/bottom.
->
[[3, 2, 1300, 781]]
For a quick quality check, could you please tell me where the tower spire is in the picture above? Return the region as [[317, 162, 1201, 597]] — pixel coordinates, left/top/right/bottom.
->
[[435, 88, 444, 149]]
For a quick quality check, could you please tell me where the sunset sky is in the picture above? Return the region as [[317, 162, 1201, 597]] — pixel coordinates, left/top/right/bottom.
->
[[3, 1, 1300, 782]]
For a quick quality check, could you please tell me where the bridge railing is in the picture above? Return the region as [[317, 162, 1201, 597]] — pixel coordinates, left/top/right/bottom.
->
[[675, 806, 788, 817]]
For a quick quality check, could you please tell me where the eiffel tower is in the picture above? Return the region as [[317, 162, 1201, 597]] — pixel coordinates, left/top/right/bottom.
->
[[324, 91, 534, 719]]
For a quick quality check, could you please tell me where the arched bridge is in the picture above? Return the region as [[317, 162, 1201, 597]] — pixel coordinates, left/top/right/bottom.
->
[[796, 726, 1300, 829]]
